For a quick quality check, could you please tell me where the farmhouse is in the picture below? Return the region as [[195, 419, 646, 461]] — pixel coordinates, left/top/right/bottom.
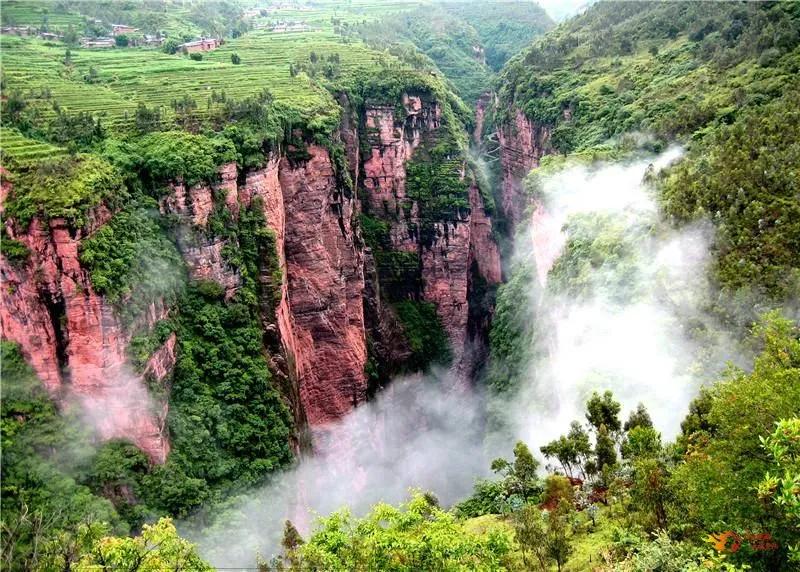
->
[[1, 26, 34, 37], [141, 34, 164, 47], [180, 38, 220, 53], [80, 37, 115, 48], [112, 24, 138, 36]]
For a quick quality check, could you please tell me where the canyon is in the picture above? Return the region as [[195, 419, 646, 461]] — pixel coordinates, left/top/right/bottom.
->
[[0, 91, 522, 461]]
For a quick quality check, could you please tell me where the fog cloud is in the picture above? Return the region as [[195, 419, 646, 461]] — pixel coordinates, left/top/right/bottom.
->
[[509, 147, 744, 455]]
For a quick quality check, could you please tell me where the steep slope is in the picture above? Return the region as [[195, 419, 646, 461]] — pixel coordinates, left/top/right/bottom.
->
[[357, 1, 553, 103], [492, 0, 800, 235], [0, 36, 504, 538]]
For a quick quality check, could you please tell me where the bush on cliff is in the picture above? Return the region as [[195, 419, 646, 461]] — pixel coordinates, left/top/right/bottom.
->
[[134, 131, 238, 188], [4, 154, 128, 228], [395, 300, 452, 371], [79, 200, 185, 323]]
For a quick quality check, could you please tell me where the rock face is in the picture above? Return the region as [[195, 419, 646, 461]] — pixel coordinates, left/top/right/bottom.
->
[[497, 108, 552, 231], [361, 95, 502, 383], [1, 90, 505, 460], [0, 199, 170, 463], [279, 147, 368, 425]]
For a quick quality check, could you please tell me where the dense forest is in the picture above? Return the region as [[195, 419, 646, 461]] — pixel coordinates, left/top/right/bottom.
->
[[1, 1, 799, 571]]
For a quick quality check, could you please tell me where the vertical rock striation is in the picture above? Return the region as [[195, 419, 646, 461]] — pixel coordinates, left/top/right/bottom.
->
[[0, 197, 170, 463], [497, 108, 552, 231]]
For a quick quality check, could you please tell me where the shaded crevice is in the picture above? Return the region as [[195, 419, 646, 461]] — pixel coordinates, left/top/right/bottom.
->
[[41, 288, 70, 384]]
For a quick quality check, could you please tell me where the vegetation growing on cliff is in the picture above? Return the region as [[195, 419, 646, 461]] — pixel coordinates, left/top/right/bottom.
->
[[3, 154, 127, 227], [497, 1, 800, 152], [79, 201, 185, 322]]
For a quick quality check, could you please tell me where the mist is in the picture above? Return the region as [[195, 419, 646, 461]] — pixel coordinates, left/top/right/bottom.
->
[[191, 148, 752, 567], [508, 147, 745, 457], [193, 369, 491, 567]]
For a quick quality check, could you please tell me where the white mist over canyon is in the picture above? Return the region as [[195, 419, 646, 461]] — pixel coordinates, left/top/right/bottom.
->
[[193, 147, 749, 567]]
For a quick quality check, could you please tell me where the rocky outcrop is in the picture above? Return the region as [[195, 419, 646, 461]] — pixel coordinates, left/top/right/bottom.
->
[[159, 171, 241, 298], [279, 147, 367, 425], [1, 89, 504, 461], [0, 200, 170, 463], [497, 108, 552, 231], [361, 96, 502, 383]]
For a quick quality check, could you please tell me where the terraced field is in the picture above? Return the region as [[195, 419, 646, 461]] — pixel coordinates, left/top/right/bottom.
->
[[1, 0, 84, 29], [0, 1, 431, 157], [248, 0, 423, 30], [0, 127, 67, 166]]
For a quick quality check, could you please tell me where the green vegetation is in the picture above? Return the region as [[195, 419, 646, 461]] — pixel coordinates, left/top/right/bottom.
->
[[3, 154, 127, 227], [267, 491, 515, 571], [42, 517, 212, 572], [394, 300, 451, 371], [547, 213, 642, 302], [358, 2, 552, 102], [497, 1, 800, 152], [486, 259, 538, 394], [79, 202, 185, 321], [659, 91, 800, 299], [0, 342, 125, 571], [134, 130, 236, 187]]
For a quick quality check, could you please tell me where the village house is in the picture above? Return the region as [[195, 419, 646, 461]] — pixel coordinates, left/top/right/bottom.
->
[[1, 26, 34, 37], [80, 37, 115, 48], [141, 34, 164, 47], [112, 24, 138, 36], [180, 37, 220, 53]]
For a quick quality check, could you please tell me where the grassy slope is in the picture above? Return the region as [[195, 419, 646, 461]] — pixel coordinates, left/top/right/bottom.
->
[[0, 1, 430, 156], [496, 1, 800, 151]]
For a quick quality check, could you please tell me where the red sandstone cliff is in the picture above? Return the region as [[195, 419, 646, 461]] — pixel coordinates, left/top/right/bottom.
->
[[162, 147, 368, 438], [1, 89, 505, 461], [362, 95, 502, 383], [0, 189, 171, 463], [497, 108, 552, 231]]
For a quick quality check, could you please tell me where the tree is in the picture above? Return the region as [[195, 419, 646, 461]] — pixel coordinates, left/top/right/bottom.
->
[[621, 426, 661, 460], [586, 390, 622, 434], [72, 518, 212, 571], [511, 505, 549, 571], [63, 25, 78, 47], [595, 424, 617, 473], [547, 500, 574, 572], [491, 441, 541, 502], [115, 34, 129, 47], [63, 48, 72, 66], [541, 420, 594, 480], [631, 458, 669, 531], [231, 52, 241, 64], [669, 312, 800, 564], [290, 492, 513, 571], [163, 38, 180, 54], [758, 418, 800, 562], [134, 102, 161, 134], [279, 520, 304, 569], [542, 475, 575, 508], [189, 52, 203, 61], [624, 403, 653, 432], [513, 441, 539, 484]]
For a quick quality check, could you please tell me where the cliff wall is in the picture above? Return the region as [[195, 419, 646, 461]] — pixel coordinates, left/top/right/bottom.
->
[[1, 90, 504, 460], [497, 108, 552, 231]]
